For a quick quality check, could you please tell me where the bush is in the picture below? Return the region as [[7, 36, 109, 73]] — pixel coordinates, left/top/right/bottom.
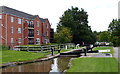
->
[[0, 45, 9, 50]]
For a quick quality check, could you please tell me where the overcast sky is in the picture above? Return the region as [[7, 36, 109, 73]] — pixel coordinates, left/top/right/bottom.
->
[[0, 0, 119, 32]]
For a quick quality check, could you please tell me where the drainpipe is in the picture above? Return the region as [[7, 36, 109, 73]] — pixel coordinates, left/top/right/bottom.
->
[[22, 18, 24, 45], [5, 14, 7, 46]]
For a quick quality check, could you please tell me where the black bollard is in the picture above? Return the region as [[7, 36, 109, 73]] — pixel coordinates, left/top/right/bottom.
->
[[84, 48, 87, 56], [58, 49, 60, 53], [51, 48, 54, 56]]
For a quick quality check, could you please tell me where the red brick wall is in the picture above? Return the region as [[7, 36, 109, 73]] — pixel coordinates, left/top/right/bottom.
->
[[0, 13, 51, 47], [34, 16, 42, 45]]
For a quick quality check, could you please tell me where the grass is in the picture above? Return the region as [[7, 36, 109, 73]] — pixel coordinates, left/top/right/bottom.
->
[[67, 57, 118, 72], [92, 46, 114, 54], [1, 50, 51, 64], [1, 46, 81, 64]]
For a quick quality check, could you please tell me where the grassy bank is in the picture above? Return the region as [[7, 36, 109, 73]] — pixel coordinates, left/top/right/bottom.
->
[[67, 46, 118, 72], [67, 57, 118, 72], [1, 46, 81, 64], [92, 46, 113, 54], [2, 50, 51, 64]]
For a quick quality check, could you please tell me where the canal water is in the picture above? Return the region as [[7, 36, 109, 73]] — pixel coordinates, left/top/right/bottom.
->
[[2, 56, 76, 72]]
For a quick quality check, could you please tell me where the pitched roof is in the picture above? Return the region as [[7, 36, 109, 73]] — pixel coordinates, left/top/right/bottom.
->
[[0, 6, 49, 23], [40, 18, 46, 22], [0, 6, 37, 19]]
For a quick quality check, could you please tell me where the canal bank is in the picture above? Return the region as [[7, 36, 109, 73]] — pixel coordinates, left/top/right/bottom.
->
[[1, 54, 60, 69], [1, 47, 84, 70], [2, 46, 116, 72], [2, 56, 79, 72], [66, 46, 118, 72]]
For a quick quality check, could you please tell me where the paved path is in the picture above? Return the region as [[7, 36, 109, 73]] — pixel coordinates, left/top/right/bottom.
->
[[113, 47, 120, 63], [113, 47, 118, 59], [81, 53, 112, 58]]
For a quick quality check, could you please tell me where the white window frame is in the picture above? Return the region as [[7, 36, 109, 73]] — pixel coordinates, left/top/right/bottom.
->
[[36, 38, 40, 45], [37, 21, 39, 27], [37, 30, 39, 35], [30, 21, 33, 24], [18, 38, 22, 44], [11, 38, 14, 44], [11, 17, 14, 22], [46, 24, 48, 28], [18, 28, 21, 33], [0, 34, 1, 39], [18, 18, 22, 24], [0, 15, 2, 19], [46, 31, 48, 36], [11, 27, 14, 33], [25, 20, 28, 23]]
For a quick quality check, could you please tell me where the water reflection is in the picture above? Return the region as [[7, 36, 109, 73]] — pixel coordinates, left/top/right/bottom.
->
[[2, 57, 73, 72]]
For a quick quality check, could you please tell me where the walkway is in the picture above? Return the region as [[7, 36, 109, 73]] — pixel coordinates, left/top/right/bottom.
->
[[113, 47, 120, 63], [80, 53, 112, 58]]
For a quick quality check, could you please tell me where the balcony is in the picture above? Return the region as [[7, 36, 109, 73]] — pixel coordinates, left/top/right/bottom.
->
[[28, 39, 34, 45], [28, 33, 34, 38], [28, 24, 34, 29], [28, 42, 34, 45]]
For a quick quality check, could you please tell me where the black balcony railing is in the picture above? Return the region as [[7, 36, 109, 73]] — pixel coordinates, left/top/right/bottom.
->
[[28, 33, 34, 37], [28, 42, 34, 45], [28, 24, 34, 28], [36, 41, 40, 44]]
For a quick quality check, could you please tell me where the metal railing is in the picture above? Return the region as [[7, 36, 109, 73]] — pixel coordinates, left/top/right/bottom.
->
[[28, 34, 34, 37], [28, 24, 34, 28], [13, 43, 75, 52]]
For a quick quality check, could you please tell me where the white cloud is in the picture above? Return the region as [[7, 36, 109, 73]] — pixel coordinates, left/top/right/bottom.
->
[[0, 0, 119, 32]]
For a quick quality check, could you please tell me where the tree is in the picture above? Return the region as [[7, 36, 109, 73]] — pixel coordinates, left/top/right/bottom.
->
[[97, 31, 110, 42], [108, 19, 120, 46], [57, 6, 96, 44], [54, 26, 72, 43]]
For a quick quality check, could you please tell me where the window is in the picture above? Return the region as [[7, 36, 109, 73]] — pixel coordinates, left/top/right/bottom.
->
[[1, 24, 3, 27], [10, 27, 14, 33], [46, 24, 48, 28], [0, 15, 2, 19], [36, 38, 40, 45], [36, 30, 39, 35], [0, 34, 1, 38], [25, 20, 29, 24], [11, 17, 14, 22], [46, 31, 48, 36], [18, 38, 22, 44], [11, 38, 14, 44], [18, 28, 21, 33], [30, 21, 33, 24], [37, 21, 39, 27], [18, 18, 22, 24]]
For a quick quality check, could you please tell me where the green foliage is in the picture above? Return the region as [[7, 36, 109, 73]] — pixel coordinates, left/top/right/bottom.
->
[[0, 45, 9, 50], [55, 26, 72, 43], [57, 6, 96, 44], [108, 19, 120, 46], [97, 31, 111, 42]]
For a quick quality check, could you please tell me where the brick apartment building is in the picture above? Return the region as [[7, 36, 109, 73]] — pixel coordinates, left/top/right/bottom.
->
[[0, 6, 53, 48]]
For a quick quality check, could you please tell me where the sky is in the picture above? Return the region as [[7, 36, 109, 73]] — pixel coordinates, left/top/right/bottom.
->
[[0, 0, 119, 32]]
